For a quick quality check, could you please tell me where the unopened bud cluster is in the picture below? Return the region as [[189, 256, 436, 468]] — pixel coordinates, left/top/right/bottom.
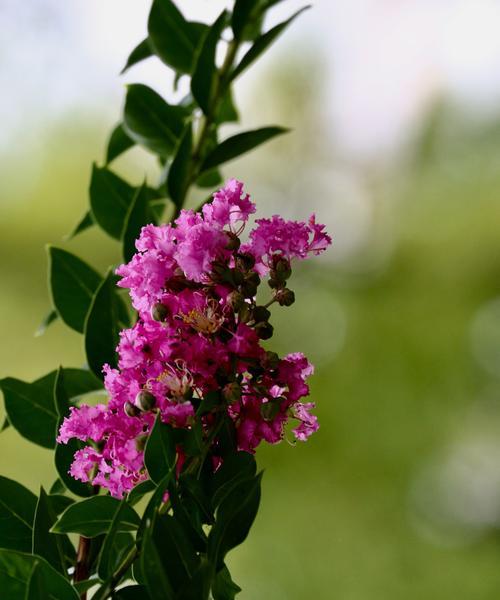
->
[[57, 180, 331, 498]]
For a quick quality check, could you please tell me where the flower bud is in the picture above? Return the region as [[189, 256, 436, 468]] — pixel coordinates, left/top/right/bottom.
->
[[124, 401, 140, 418], [263, 350, 280, 370], [227, 291, 246, 311], [151, 302, 169, 322], [225, 231, 241, 251], [223, 382, 242, 404], [238, 303, 252, 323], [260, 400, 280, 422], [135, 390, 156, 412], [241, 271, 260, 298], [276, 288, 295, 307], [230, 268, 245, 286], [252, 305, 271, 323], [271, 256, 292, 281], [135, 433, 148, 452], [235, 253, 256, 271], [254, 321, 274, 340]]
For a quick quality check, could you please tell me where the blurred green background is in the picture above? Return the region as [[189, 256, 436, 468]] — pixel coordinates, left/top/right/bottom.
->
[[3, 1, 500, 598]]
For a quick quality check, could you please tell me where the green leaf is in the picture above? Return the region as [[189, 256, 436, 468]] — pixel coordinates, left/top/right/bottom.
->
[[66, 210, 94, 240], [127, 480, 156, 507], [114, 586, 150, 599], [48, 246, 102, 333], [196, 169, 222, 189], [0, 476, 37, 552], [1, 418, 9, 432], [231, 6, 310, 81], [123, 84, 187, 157], [141, 513, 199, 598], [191, 11, 227, 115], [84, 271, 128, 379], [167, 124, 193, 208], [231, 0, 264, 41], [122, 184, 156, 262], [74, 579, 102, 595], [216, 89, 239, 125], [121, 38, 153, 74], [89, 164, 136, 240], [0, 550, 78, 600], [51, 496, 140, 538], [144, 414, 176, 484], [35, 309, 58, 337], [211, 452, 256, 508], [212, 565, 241, 600], [60, 368, 103, 402], [0, 374, 59, 449], [200, 126, 288, 172], [208, 473, 262, 567], [48, 495, 74, 516], [106, 123, 135, 164], [32, 487, 71, 576], [97, 500, 136, 580], [148, 0, 207, 74], [54, 439, 95, 498], [48, 479, 65, 495], [136, 471, 173, 545]]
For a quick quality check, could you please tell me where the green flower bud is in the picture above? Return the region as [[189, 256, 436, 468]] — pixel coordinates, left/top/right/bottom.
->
[[252, 305, 271, 323], [225, 231, 241, 251], [272, 256, 292, 281], [276, 288, 295, 307], [235, 253, 256, 271], [135, 390, 156, 412], [151, 303, 169, 322], [254, 321, 274, 340], [238, 303, 252, 323], [260, 400, 280, 422], [124, 401, 140, 418], [263, 350, 280, 370], [230, 268, 245, 286]]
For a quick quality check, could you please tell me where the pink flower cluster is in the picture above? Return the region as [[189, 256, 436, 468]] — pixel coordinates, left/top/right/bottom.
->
[[57, 180, 331, 497]]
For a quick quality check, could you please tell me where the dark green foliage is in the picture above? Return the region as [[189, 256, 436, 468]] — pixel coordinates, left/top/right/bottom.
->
[[201, 126, 289, 172], [0, 1, 306, 597], [51, 496, 140, 538], [0, 550, 79, 599], [123, 84, 187, 156], [84, 271, 130, 378], [0, 476, 37, 552], [48, 246, 102, 333], [106, 123, 135, 164]]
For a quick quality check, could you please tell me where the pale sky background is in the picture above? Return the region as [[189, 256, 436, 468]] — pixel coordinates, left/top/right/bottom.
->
[[2, 0, 500, 159]]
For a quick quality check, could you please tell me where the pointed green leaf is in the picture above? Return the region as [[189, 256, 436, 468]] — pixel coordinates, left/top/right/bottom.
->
[[89, 164, 136, 240], [148, 0, 207, 74], [0, 476, 37, 552], [0, 550, 78, 600], [231, 7, 310, 81], [32, 487, 71, 576], [208, 473, 262, 567], [121, 38, 153, 74], [84, 271, 129, 379], [123, 84, 187, 157], [97, 501, 136, 580], [54, 439, 95, 498], [196, 169, 222, 189], [1, 418, 9, 432], [144, 414, 176, 484], [114, 586, 150, 599], [167, 124, 193, 208], [122, 184, 156, 262], [216, 89, 239, 125], [211, 452, 256, 508], [35, 309, 58, 337], [191, 11, 227, 114], [52, 497, 140, 538], [48, 246, 102, 333], [0, 374, 58, 449], [140, 521, 175, 600], [106, 123, 135, 164], [212, 565, 241, 600], [66, 210, 94, 240], [49, 480, 65, 495], [127, 480, 156, 507], [200, 126, 288, 172]]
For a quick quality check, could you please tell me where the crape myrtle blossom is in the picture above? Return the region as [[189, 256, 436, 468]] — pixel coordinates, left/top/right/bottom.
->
[[57, 180, 331, 498]]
